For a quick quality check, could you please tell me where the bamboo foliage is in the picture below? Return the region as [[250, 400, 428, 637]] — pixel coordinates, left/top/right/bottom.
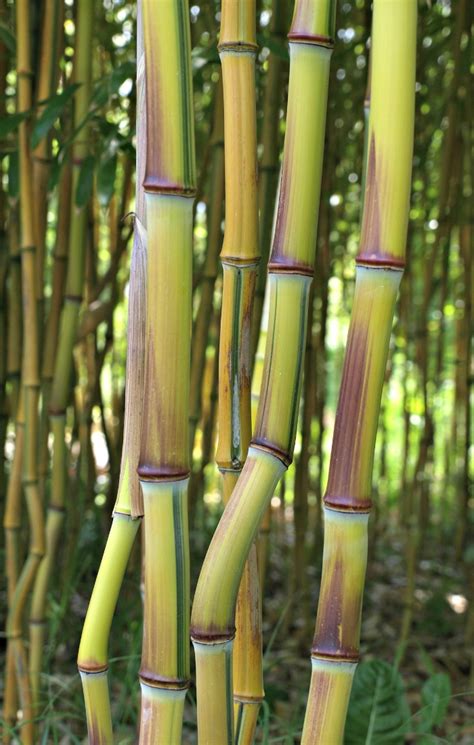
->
[[301, 1, 417, 741], [191, 1, 335, 742]]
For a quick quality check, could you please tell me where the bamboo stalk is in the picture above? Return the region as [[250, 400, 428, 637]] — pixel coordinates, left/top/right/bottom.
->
[[208, 2, 264, 741], [250, 0, 288, 360], [189, 80, 224, 451], [254, 0, 289, 590], [77, 23, 146, 720], [32, 0, 64, 341], [137, 2, 196, 741], [191, 2, 334, 742], [301, 2, 417, 741], [5, 2, 45, 738], [28, 0, 94, 722]]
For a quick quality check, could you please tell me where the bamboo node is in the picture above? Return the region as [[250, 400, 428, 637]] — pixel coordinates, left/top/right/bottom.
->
[[233, 694, 264, 705], [63, 294, 83, 304], [287, 33, 334, 49], [190, 628, 236, 644], [137, 465, 190, 482], [218, 41, 258, 54], [251, 438, 292, 467], [356, 255, 405, 270], [77, 662, 109, 674], [221, 256, 260, 268], [267, 260, 314, 278], [138, 670, 189, 690], [310, 650, 360, 663], [323, 495, 372, 512], [143, 178, 196, 197]]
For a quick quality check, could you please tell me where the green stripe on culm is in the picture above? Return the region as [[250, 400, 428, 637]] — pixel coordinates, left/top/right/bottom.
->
[[230, 267, 243, 463], [173, 484, 185, 679], [225, 645, 233, 744], [177, 0, 193, 186], [235, 701, 243, 743], [288, 281, 309, 450]]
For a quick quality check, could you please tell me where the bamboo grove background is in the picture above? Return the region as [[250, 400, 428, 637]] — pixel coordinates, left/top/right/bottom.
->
[[0, 0, 472, 742]]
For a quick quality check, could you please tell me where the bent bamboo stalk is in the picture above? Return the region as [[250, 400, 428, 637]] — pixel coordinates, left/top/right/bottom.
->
[[191, 2, 335, 742], [211, 2, 264, 742], [77, 7, 147, 740], [301, 2, 417, 741]]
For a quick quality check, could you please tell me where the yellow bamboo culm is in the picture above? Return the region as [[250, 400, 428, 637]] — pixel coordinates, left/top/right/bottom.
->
[[136, 1, 196, 742], [301, 1, 417, 742], [191, 2, 335, 743], [5, 2, 44, 740], [198, 1, 265, 743]]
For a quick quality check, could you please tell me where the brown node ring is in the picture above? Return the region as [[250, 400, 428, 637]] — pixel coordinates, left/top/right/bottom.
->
[[251, 438, 292, 468], [287, 33, 334, 48]]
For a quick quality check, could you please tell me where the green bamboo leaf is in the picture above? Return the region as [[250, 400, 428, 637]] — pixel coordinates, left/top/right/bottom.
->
[[31, 84, 80, 149], [257, 33, 289, 61], [97, 151, 117, 207], [0, 23, 16, 53], [192, 45, 219, 72], [8, 150, 18, 198], [75, 155, 95, 207], [416, 673, 451, 735], [345, 660, 410, 745], [0, 111, 29, 139], [91, 61, 135, 107]]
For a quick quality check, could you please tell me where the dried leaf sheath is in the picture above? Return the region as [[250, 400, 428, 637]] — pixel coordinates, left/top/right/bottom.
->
[[301, 1, 417, 742], [191, 4, 335, 743], [137, 1, 196, 740]]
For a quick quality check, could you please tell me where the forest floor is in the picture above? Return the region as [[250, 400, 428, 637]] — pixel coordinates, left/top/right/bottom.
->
[[1, 505, 473, 743]]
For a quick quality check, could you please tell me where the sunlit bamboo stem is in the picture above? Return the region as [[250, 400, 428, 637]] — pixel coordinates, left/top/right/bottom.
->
[[137, 2, 196, 741], [301, 2, 417, 741], [191, 2, 334, 742]]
